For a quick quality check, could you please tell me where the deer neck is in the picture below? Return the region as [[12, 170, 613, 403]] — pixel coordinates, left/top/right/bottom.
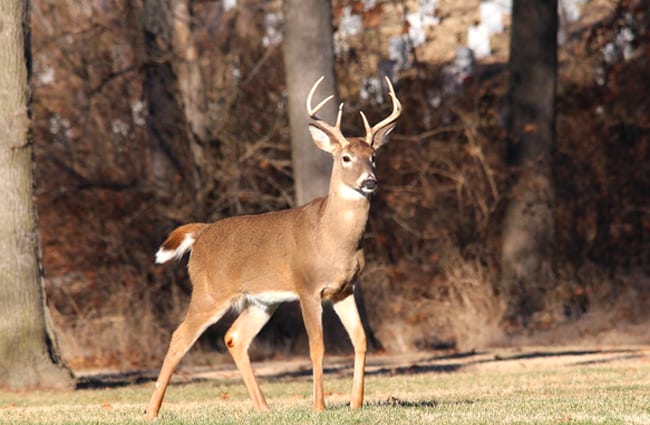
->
[[318, 181, 370, 252]]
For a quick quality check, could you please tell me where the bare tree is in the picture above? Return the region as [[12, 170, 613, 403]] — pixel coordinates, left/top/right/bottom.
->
[[141, 0, 199, 182], [0, 0, 72, 390], [141, 0, 224, 216], [281, 0, 382, 352], [282, 0, 338, 205], [501, 0, 558, 325]]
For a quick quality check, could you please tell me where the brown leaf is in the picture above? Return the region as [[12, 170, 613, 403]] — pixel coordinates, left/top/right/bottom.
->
[[523, 123, 537, 133]]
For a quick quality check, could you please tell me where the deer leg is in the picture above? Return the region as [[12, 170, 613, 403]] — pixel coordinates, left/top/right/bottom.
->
[[145, 304, 228, 419], [224, 303, 276, 412], [299, 295, 325, 411], [333, 292, 367, 408]]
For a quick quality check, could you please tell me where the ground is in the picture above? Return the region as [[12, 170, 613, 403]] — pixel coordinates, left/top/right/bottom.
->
[[76, 344, 650, 388], [3, 345, 648, 424]]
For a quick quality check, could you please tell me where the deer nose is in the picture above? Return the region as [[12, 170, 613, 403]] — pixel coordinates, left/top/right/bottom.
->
[[360, 176, 378, 193]]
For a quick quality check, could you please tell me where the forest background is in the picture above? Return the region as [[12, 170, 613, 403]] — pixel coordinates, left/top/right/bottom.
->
[[25, 0, 649, 372]]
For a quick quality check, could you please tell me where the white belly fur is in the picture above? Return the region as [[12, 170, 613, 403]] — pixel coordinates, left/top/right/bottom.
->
[[233, 290, 299, 313]]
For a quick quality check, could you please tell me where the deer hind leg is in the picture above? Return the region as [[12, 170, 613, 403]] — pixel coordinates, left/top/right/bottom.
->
[[145, 303, 229, 419], [333, 293, 367, 409], [224, 302, 276, 412]]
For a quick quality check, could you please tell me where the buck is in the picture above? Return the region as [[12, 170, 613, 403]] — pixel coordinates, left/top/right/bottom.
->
[[145, 76, 401, 419]]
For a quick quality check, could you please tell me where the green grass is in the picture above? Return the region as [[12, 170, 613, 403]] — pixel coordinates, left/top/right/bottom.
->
[[1, 361, 650, 424]]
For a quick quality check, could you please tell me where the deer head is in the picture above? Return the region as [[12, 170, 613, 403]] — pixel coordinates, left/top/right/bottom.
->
[[306, 76, 402, 199]]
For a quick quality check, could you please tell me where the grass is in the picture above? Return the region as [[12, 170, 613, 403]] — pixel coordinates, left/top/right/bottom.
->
[[1, 354, 650, 424]]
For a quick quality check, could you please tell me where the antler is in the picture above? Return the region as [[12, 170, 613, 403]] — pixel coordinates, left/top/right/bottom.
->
[[306, 76, 348, 147], [360, 76, 402, 148]]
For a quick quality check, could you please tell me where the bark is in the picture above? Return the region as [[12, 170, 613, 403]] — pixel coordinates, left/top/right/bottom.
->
[[501, 0, 558, 325], [0, 0, 72, 390], [141, 0, 214, 217], [168, 0, 211, 143], [143, 0, 219, 206], [282, 0, 337, 205], [282, 0, 380, 351]]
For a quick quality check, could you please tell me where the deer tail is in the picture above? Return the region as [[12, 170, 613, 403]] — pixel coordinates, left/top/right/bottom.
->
[[155, 223, 208, 264]]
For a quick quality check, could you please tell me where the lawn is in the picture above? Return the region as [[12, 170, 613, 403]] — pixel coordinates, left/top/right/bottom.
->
[[1, 347, 649, 424]]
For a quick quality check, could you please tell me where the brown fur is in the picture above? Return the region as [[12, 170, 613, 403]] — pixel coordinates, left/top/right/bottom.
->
[[160, 223, 207, 252], [145, 78, 400, 419]]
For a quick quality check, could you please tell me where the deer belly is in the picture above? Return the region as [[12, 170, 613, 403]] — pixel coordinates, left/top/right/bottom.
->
[[234, 290, 299, 312]]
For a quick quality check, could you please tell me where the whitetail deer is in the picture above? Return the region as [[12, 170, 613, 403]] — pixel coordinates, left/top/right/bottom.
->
[[145, 76, 401, 419]]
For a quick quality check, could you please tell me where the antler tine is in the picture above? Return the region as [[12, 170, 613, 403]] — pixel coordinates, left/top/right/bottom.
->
[[307, 76, 334, 117], [362, 76, 402, 147], [310, 95, 335, 117], [305, 77, 348, 147], [359, 111, 371, 134], [335, 102, 344, 128], [373, 77, 402, 129]]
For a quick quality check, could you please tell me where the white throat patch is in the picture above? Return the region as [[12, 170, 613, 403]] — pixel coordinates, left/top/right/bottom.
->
[[338, 183, 367, 201]]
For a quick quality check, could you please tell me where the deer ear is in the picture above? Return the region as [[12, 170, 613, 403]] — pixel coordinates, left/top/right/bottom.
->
[[309, 124, 340, 153], [371, 125, 395, 149]]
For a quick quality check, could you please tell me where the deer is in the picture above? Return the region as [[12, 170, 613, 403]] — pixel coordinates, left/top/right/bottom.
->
[[145, 76, 401, 419]]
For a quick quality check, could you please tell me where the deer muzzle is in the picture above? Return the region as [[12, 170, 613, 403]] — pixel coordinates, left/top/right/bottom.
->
[[360, 176, 378, 194]]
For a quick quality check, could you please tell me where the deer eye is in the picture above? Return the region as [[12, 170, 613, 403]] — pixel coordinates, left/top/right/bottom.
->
[[342, 155, 352, 164]]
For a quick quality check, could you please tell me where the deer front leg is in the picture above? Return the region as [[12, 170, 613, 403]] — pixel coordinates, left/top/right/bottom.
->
[[333, 292, 367, 408], [299, 294, 326, 411]]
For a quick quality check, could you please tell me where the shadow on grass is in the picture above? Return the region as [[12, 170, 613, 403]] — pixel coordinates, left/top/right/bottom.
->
[[325, 396, 472, 411], [74, 347, 643, 389], [363, 347, 642, 378], [375, 396, 474, 408], [265, 362, 465, 381], [75, 370, 158, 390], [572, 352, 645, 366]]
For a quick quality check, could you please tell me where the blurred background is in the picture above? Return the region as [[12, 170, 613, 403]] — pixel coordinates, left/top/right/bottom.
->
[[29, 0, 649, 372]]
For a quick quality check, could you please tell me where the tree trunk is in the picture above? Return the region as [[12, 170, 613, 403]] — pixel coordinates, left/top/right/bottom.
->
[[501, 0, 558, 326], [282, 0, 337, 205], [168, 0, 211, 143], [282, 0, 381, 351], [0, 0, 72, 390], [141, 0, 211, 219]]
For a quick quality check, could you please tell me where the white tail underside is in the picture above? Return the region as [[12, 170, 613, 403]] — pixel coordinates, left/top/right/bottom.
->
[[155, 235, 195, 264]]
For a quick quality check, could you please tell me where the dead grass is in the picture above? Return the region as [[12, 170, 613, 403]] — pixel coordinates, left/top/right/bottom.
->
[[2, 346, 649, 424]]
